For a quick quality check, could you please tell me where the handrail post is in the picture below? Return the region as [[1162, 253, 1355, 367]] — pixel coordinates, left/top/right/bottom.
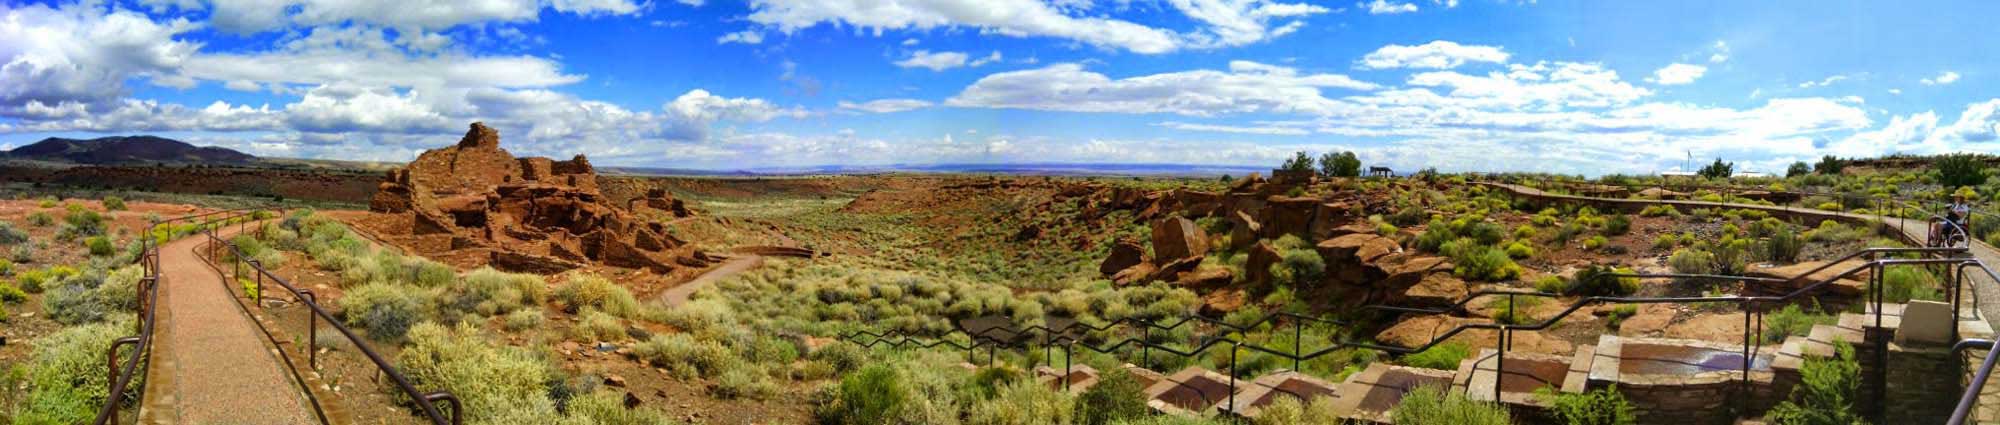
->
[[248, 259, 262, 303], [1063, 342, 1073, 391], [1141, 321, 1152, 368], [303, 289, 318, 369], [1495, 326, 1507, 402], [1292, 319, 1303, 373], [104, 336, 140, 423], [1228, 340, 1240, 414], [422, 392, 463, 425]]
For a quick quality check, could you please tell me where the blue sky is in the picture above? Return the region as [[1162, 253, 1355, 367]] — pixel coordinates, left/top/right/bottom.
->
[[1, 0, 1996, 175]]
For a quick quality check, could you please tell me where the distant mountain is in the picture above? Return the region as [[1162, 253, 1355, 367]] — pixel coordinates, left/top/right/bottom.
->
[[4, 136, 258, 165]]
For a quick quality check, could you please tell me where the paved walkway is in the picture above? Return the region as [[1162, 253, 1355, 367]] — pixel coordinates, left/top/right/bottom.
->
[[146, 225, 316, 424]]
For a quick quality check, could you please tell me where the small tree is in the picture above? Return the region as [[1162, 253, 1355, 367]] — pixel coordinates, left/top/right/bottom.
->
[[1697, 158, 1734, 179], [1814, 155, 1845, 175], [1935, 153, 1989, 188], [1280, 151, 1314, 173], [1786, 161, 1810, 177], [1319, 151, 1361, 178]]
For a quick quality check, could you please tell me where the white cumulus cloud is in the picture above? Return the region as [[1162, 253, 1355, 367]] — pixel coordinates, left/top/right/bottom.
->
[[1648, 63, 1707, 85], [1358, 40, 1508, 70]]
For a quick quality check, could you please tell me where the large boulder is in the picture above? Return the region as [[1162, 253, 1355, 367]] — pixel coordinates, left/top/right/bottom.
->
[[1316, 234, 1401, 265], [1228, 173, 1265, 193], [1261, 196, 1321, 239], [1244, 241, 1281, 286], [1099, 240, 1148, 276], [1150, 216, 1209, 260], [1228, 211, 1263, 251]]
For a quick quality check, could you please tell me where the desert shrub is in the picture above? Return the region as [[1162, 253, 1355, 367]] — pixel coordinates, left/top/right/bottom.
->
[[26, 211, 54, 227], [1653, 233, 1678, 250], [102, 196, 126, 211], [967, 380, 1074, 425], [1878, 267, 1942, 303], [660, 299, 737, 334], [1669, 248, 1718, 277], [633, 333, 735, 379], [0, 282, 23, 303], [812, 342, 870, 371], [1490, 296, 1540, 325], [444, 267, 547, 316], [574, 309, 628, 342], [1513, 225, 1537, 240], [1765, 343, 1862, 425], [83, 236, 114, 257], [1264, 235, 1328, 288], [795, 360, 839, 381], [1583, 235, 1608, 250], [1803, 220, 1865, 243], [11, 320, 129, 424], [743, 336, 800, 365], [340, 283, 434, 341], [1462, 221, 1506, 246], [1566, 266, 1639, 296], [1251, 396, 1342, 425], [1605, 305, 1638, 330], [555, 274, 643, 318], [563, 390, 678, 424], [1763, 304, 1837, 344], [43, 267, 141, 325], [0, 222, 26, 245], [1505, 241, 1535, 259], [502, 309, 544, 331], [1541, 385, 1636, 425], [1415, 219, 1458, 252], [1603, 215, 1631, 235], [1442, 239, 1520, 281], [821, 364, 908, 425], [1553, 222, 1586, 244], [1402, 342, 1470, 370], [36, 197, 56, 208], [1534, 275, 1566, 293], [396, 322, 559, 423], [16, 265, 77, 293], [1766, 226, 1803, 263], [1639, 205, 1681, 217], [1387, 205, 1426, 226], [11, 244, 32, 263], [1389, 385, 1512, 425], [1074, 369, 1148, 425], [714, 367, 779, 400], [61, 209, 104, 236]]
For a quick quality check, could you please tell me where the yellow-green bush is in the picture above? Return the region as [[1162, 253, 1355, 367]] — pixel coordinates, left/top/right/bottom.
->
[[340, 283, 435, 341], [12, 319, 130, 424], [573, 309, 628, 342], [555, 274, 642, 318], [1389, 385, 1512, 425], [396, 322, 558, 424], [967, 379, 1074, 425]]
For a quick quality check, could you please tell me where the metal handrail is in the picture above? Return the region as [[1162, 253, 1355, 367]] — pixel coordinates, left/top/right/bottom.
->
[[93, 207, 271, 424], [205, 224, 462, 425]]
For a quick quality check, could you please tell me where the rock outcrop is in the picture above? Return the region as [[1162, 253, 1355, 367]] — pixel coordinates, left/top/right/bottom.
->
[[369, 122, 709, 273], [1150, 216, 1209, 261]]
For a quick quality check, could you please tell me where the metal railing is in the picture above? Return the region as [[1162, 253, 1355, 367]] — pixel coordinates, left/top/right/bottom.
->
[[93, 207, 272, 424], [202, 218, 464, 425]]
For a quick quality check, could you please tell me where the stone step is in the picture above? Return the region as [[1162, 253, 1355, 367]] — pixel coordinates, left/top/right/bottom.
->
[[1328, 363, 1456, 424], [1772, 336, 1807, 371], [1800, 323, 1863, 358], [1452, 348, 1580, 407], [1034, 364, 1101, 393], [1141, 367, 1238, 417], [1218, 370, 1341, 419]]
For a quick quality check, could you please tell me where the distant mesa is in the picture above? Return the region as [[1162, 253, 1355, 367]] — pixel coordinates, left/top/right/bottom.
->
[[367, 122, 708, 274], [3, 135, 258, 165]]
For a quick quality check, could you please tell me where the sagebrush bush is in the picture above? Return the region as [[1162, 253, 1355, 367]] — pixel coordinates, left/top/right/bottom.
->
[[0, 222, 26, 245], [555, 274, 643, 318], [574, 309, 628, 342], [660, 299, 736, 334], [1567, 265, 1639, 296], [634, 333, 736, 379], [1766, 226, 1803, 263], [714, 366, 779, 400], [102, 196, 126, 211], [1878, 267, 1942, 303], [1603, 215, 1631, 235], [26, 211, 54, 227], [445, 267, 547, 316], [340, 283, 434, 341], [1253, 396, 1342, 425], [397, 322, 559, 423], [562, 390, 679, 424], [967, 380, 1074, 425], [1074, 369, 1148, 425], [84, 236, 114, 257], [821, 364, 908, 425], [502, 309, 544, 331], [1388, 385, 1511, 425], [1443, 238, 1520, 281], [1504, 241, 1534, 259], [13, 320, 131, 424], [0, 282, 25, 303]]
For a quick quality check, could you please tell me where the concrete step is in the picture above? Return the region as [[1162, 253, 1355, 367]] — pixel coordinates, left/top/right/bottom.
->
[[1141, 366, 1237, 417], [1034, 364, 1101, 393], [1800, 323, 1863, 358], [1451, 348, 1580, 407], [1329, 363, 1456, 423]]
